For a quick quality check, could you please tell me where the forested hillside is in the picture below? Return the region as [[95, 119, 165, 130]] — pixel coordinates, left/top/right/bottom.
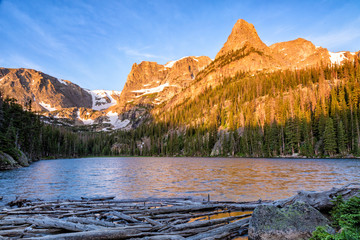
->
[[0, 96, 116, 169], [111, 58, 360, 158]]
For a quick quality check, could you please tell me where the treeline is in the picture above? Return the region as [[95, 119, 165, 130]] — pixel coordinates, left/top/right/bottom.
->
[[0, 97, 42, 161], [2, 58, 360, 161], [0, 96, 119, 164]]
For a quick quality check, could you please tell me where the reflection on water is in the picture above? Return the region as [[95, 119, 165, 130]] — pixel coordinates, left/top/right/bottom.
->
[[0, 157, 359, 204]]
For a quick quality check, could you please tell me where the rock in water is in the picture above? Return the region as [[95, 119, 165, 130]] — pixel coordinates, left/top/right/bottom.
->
[[248, 201, 334, 240]]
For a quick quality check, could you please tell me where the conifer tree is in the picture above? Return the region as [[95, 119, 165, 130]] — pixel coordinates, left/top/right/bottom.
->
[[323, 118, 337, 156], [337, 120, 347, 155]]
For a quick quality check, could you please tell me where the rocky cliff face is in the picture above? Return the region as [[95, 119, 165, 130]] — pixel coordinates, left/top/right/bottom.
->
[[0, 68, 92, 111], [111, 56, 212, 112], [216, 19, 268, 58]]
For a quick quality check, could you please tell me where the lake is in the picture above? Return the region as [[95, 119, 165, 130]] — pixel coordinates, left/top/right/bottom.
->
[[1, 157, 360, 205]]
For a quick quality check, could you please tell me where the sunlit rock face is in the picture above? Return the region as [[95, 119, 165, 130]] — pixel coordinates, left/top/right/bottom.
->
[[110, 56, 212, 113], [0, 68, 92, 111]]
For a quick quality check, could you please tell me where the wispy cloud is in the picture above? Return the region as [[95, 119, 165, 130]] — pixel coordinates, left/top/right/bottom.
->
[[4, 1, 68, 57], [118, 46, 170, 61], [9, 55, 43, 71], [307, 16, 360, 51]]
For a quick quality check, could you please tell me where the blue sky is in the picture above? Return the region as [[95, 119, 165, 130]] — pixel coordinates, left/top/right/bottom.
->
[[1, 0, 360, 91]]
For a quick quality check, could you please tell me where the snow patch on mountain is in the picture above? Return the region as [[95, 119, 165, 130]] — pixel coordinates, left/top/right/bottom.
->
[[39, 102, 57, 111], [329, 51, 346, 65], [57, 78, 68, 85], [86, 90, 121, 111], [132, 83, 178, 99], [164, 56, 191, 68], [77, 110, 94, 125], [105, 111, 130, 129]]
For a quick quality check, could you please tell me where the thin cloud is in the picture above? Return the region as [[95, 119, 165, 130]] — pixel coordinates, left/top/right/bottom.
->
[[4, 1, 68, 57], [9, 55, 43, 71], [118, 46, 170, 61], [307, 17, 360, 52], [309, 28, 360, 51]]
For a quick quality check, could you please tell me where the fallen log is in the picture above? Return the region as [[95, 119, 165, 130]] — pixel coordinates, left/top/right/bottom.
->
[[136, 216, 164, 227], [169, 214, 251, 232], [81, 196, 116, 201], [60, 208, 123, 218], [130, 235, 185, 240], [186, 218, 249, 240], [1, 217, 99, 232], [147, 204, 224, 215], [26, 228, 141, 240], [66, 217, 117, 227], [0, 227, 62, 237], [110, 211, 140, 223], [272, 182, 360, 210]]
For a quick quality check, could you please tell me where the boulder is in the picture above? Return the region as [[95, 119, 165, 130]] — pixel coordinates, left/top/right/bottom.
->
[[0, 152, 20, 170], [248, 201, 334, 240], [15, 150, 30, 167]]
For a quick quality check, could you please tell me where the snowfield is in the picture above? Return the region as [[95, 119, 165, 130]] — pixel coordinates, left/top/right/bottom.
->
[[77, 110, 95, 125], [105, 111, 130, 129], [86, 89, 121, 111], [329, 51, 346, 65], [164, 56, 199, 68], [39, 102, 57, 111], [132, 83, 178, 98], [57, 78, 68, 85]]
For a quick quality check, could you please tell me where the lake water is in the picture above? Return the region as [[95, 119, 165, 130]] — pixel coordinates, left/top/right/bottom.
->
[[1, 157, 360, 205]]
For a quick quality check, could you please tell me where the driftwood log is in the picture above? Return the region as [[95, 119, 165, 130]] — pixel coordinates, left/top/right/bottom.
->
[[272, 182, 360, 211], [0, 184, 358, 239]]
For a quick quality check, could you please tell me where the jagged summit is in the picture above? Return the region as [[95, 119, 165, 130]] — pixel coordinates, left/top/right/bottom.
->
[[215, 19, 268, 58]]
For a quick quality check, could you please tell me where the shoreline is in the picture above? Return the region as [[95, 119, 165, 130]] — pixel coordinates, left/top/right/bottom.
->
[[2, 155, 359, 171]]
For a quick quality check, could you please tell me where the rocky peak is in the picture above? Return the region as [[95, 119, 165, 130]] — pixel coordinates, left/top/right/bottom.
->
[[112, 56, 212, 112], [0, 68, 93, 111], [269, 38, 330, 68], [215, 19, 268, 59]]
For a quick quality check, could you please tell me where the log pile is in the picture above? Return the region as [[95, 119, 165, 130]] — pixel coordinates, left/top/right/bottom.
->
[[0, 183, 358, 239], [0, 197, 259, 239]]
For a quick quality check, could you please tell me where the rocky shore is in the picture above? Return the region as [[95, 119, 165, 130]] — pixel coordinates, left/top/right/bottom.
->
[[0, 150, 36, 170]]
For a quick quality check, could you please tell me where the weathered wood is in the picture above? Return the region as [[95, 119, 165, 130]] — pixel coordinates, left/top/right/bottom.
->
[[4, 210, 69, 215], [0, 227, 62, 236], [147, 204, 224, 215], [66, 217, 117, 227], [170, 214, 251, 232], [81, 196, 115, 201], [1, 217, 98, 232], [26, 229, 140, 240], [60, 208, 123, 218], [110, 211, 140, 223], [273, 183, 360, 210], [166, 223, 226, 237], [136, 216, 164, 227], [130, 235, 185, 240], [186, 218, 249, 240], [225, 203, 268, 210]]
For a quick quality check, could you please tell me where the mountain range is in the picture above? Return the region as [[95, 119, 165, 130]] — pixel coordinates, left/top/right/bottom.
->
[[0, 19, 358, 131]]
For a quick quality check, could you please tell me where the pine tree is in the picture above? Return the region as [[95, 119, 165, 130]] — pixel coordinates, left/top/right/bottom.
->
[[337, 120, 347, 155], [323, 118, 337, 156]]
